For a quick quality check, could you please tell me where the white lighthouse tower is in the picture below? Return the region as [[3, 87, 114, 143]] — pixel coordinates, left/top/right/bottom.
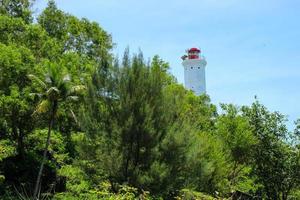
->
[[181, 47, 207, 95]]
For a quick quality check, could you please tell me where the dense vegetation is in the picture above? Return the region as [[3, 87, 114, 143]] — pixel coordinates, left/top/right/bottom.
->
[[0, 1, 300, 199]]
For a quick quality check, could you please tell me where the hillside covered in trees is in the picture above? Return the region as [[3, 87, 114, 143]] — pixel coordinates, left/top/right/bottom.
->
[[0, 1, 300, 199]]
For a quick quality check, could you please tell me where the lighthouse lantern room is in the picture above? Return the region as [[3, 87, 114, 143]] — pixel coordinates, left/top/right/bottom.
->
[[181, 47, 207, 95]]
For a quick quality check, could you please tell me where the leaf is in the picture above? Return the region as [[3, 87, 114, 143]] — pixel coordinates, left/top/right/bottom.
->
[[69, 85, 86, 94], [63, 74, 71, 82], [29, 92, 43, 98], [46, 86, 60, 98], [66, 96, 79, 101], [27, 74, 47, 89], [34, 100, 50, 114]]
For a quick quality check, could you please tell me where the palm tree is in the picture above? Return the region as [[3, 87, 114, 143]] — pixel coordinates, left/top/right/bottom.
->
[[28, 63, 84, 199]]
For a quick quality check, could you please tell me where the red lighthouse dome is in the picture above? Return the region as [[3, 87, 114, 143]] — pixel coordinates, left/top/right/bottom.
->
[[188, 47, 201, 53], [188, 47, 201, 59]]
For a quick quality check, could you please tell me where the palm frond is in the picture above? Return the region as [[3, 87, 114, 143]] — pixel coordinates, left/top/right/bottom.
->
[[63, 74, 71, 82], [29, 92, 43, 98], [70, 108, 79, 125], [45, 76, 52, 84], [33, 100, 50, 115], [69, 85, 86, 95], [46, 87, 60, 97], [66, 96, 79, 101], [27, 74, 47, 89]]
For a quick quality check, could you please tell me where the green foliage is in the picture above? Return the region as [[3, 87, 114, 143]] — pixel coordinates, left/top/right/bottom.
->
[[0, 140, 16, 162], [176, 189, 218, 200], [217, 104, 257, 164], [242, 100, 300, 199], [216, 104, 258, 192], [0, 43, 34, 91], [27, 129, 68, 164], [0, 15, 26, 44], [79, 52, 171, 192], [0, 140, 16, 183], [38, 0, 112, 60], [0, 0, 33, 23], [289, 189, 300, 200], [54, 181, 154, 200], [183, 132, 230, 195], [57, 165, 90, 195]]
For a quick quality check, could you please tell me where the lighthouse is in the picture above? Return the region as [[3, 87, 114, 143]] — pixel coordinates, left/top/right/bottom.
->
[[181, 47, 207, 95]]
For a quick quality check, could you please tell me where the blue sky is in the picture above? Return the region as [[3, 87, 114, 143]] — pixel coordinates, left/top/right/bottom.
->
[[34, 0, 300, 129]]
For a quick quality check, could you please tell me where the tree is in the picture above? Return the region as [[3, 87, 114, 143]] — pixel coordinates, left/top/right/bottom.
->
[[242, 100, 300, 199], [159, 83, 227, 197], [38, 0, 112, 61], [37, 0, 66, 41], [216, 104, 257, 191], [0, 44, 35, 159], [79, 51, 172, 192], [28, 63, 84, 199], [0, 0, 34, 23]]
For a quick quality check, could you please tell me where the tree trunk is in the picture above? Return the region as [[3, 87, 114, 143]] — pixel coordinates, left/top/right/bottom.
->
[[33, 101, 57, 199]]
